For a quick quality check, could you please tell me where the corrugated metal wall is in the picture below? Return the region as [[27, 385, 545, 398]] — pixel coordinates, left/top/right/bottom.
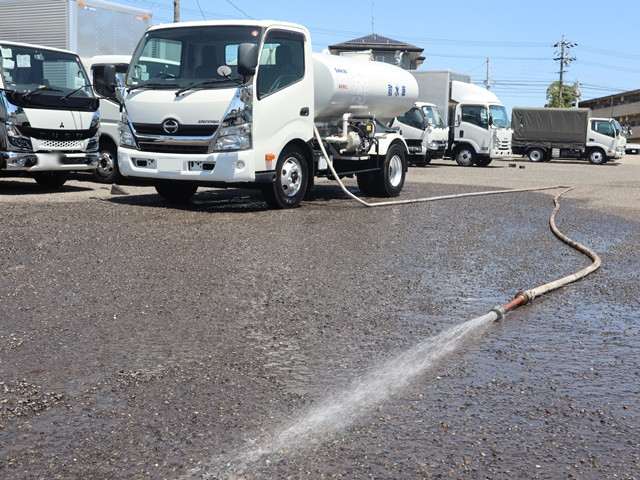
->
[[0, 0, 69, 50]]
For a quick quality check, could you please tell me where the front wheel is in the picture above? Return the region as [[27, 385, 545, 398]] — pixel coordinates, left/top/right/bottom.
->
[[93, 143, 120, 183], [453, 146, 475, 166], [587, 148, 606, 165], [155, 181, 198, 203], [374, 144, 406, 197], [262, 147, 308, 209], [33, 171, 68, 189]]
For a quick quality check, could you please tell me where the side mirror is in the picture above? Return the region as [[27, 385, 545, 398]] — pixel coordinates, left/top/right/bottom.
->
[[104, 64, 117, 94], [237, 43, 258, 77], [217, 65, 232, 77], [488, 115, 494, 126], [455, 114, 461, 127]]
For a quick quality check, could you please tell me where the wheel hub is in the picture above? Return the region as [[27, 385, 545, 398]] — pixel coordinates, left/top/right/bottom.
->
[[281, 158, 302, 196]]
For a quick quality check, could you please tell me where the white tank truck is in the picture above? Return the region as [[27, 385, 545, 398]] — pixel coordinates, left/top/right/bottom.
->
[[105, 20, 419, 208]]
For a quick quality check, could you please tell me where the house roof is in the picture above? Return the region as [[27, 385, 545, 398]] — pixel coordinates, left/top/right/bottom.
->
[[329, 33, 423, 52]]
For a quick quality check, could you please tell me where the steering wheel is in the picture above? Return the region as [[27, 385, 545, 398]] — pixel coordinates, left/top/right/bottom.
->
[[269, 74, 297, 93], [156, 72, 177, 79]]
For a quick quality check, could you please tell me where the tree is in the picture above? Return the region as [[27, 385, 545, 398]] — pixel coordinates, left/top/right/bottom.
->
[[545, 81, 578, 108]]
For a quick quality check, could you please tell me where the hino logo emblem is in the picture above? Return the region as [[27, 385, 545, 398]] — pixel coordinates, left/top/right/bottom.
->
[[162, 118, 179, 134]]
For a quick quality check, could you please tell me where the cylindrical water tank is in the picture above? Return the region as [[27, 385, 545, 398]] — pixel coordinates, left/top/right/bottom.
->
[[313, 52, 418, 123]]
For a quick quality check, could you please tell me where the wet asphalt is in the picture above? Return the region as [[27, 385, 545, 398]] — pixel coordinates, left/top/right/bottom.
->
[[1, 157, 639, 479]]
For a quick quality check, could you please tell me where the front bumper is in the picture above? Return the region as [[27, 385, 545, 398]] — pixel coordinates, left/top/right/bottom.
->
[[2, 151, 100, 171], [118, 147, 267, 184], [489, 148, 512, 158]]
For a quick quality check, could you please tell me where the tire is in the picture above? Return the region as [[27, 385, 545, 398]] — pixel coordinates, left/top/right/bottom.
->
[[374, 144, 406, 197], [527, 148, 545, 162], [33, 171, 68, 189], [356, 171, 377, 196], [262, 147, 308, 209], [453, 145, 475, 166], [587, 148, 606, 165], [473, 156, 492, 167], [93, 141, 120, 183], [155, 181, 198, 203]]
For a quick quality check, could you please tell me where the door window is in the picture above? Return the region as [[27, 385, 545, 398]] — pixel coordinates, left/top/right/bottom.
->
[[257, 30, 305, 99]]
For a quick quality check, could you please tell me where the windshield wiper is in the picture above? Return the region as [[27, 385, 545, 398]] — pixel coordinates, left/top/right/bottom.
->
[[175, 78, 235, 97], [24, 86, 63, 100], [127, 82, 177, 93], [60, 85, 91, 101]]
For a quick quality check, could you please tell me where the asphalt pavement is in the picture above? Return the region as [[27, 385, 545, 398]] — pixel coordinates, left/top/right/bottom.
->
[[1, 155, 638, 479]]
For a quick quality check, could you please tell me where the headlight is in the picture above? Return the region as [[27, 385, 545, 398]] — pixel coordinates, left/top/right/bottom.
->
[[86, 133, 100, 152], [118, 120, 137, 149], [5, 122, 33, 151], [214, 124, 252, 151], [212, 86, 252, 152], [90, 112, 100, 130]]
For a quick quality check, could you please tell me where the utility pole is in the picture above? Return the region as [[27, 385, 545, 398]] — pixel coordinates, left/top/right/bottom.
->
[[484, 57, 491, 90], [553, 35, 577, 107], [173, 0, 180, 22]]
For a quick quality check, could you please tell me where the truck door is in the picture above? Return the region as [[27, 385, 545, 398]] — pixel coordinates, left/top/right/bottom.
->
[[253, 29, 311, 162], [589, 119, 617, 154], [457, 104, 488, 151]]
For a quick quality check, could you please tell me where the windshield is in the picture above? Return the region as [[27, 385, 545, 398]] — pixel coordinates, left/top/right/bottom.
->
[[489, 105, 510, 128], [126, 25, 263, 89], [1, 43, 95, 109], [421, 105, 445, 128]]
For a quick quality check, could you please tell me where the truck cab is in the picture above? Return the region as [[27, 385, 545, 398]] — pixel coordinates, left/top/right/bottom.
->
[[1, 41, 101, 187], [391, 101, 448, 165], [448, 81, 512, 167], [588, 117, 626, 163]]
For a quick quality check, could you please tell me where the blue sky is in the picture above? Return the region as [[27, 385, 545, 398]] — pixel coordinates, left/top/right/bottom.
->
[[117, 0, 640, 113]]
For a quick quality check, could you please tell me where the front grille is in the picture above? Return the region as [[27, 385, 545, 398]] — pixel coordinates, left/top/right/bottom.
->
[[39, 140, 84, 149], [133, 123, 217, 136], [138, 143, 209, 154], [21, 125, 98, 140]]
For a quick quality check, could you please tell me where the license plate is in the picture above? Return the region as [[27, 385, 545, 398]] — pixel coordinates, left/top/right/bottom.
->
[[157, 158, 182, 172], [38, 153, 60, 168]]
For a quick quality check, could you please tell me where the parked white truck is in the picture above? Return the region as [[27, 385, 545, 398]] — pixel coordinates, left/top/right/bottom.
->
[[409, 71, 511, 166], [1, 40, 101, 187], [0, 0, 152, 182], [511, 107, 626, 164], [390, 101, 448, 165], [105, 20, 419, 208]]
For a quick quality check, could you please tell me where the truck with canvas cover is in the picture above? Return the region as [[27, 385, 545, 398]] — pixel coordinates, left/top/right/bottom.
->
[[511, 107, 626, 164], [106, 20, 420, 208]]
